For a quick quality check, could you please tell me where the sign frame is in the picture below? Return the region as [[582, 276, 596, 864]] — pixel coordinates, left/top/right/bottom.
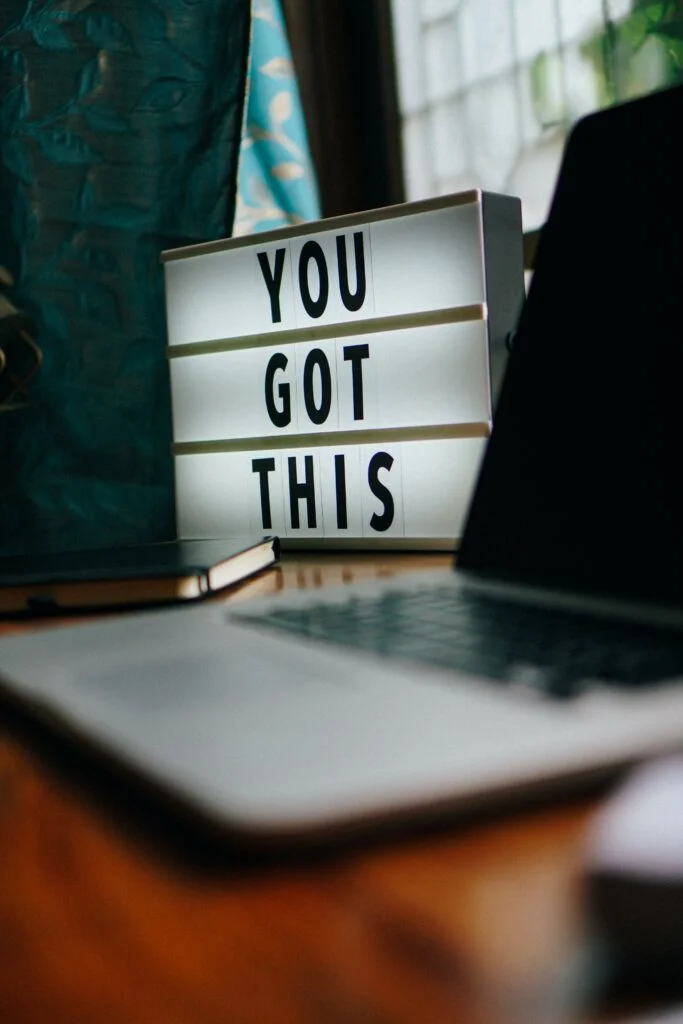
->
[[162, 190, 524, 550]]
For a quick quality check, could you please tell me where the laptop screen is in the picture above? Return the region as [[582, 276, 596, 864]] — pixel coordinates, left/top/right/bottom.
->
[[458, 85, 683, 604]]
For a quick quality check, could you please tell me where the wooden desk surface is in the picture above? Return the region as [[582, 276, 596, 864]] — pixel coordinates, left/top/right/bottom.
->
[[0, 555, 670, 1023]]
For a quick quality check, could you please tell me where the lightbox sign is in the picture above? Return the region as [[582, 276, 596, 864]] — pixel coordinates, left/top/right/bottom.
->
[[162, 191, 523, 548]]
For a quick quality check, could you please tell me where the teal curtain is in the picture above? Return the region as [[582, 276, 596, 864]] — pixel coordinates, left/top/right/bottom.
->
[[234, 0, 320, 235], [0, 0, 251, 555]]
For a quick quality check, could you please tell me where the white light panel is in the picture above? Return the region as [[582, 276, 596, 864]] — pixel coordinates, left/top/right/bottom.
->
[[163, 191, 523, 548]]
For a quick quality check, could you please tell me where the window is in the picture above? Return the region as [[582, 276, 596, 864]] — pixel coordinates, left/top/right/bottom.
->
[[391, 0, 683, 229]]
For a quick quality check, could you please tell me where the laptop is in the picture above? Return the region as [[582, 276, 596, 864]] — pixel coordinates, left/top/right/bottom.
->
[[2, 85, 683, 848]]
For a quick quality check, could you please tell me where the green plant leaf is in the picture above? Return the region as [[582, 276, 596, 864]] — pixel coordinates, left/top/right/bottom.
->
[[632, 0, 667, 13], [648, 20, 683, 40], [619, 10, 655, 50]]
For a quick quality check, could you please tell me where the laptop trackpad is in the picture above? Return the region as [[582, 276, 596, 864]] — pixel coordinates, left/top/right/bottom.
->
[[0, 604, 612, 839]]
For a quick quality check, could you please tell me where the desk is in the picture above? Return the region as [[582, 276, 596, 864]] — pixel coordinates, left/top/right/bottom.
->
[[0, 555, 669, 1023]]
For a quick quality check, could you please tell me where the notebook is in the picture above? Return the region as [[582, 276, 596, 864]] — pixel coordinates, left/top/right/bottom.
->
[[2, 85, 683, 847], [0, 538, 279, 614]]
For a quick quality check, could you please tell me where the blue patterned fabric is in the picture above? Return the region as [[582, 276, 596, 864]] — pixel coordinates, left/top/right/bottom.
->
[[0, 0, 251, 555], [234, 0, 320, 236]]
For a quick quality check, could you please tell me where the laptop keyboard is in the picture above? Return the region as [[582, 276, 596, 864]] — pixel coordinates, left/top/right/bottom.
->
[[241, 583, 683, 700]]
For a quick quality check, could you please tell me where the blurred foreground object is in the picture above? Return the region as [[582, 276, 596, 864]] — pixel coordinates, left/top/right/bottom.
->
[[583, 757, 683, 999], [0, 266, 41, 412]]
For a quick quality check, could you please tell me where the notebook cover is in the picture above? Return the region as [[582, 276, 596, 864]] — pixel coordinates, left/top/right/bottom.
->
[[0, 537, 279, 613]]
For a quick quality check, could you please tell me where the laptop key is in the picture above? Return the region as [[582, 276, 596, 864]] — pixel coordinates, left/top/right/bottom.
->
[[246, 586, 683, 699]]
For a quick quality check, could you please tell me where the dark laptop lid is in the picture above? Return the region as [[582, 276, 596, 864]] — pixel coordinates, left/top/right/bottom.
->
[[458, 85, 683, 604]]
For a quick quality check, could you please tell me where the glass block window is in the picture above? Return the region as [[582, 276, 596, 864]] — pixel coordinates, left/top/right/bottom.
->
[[391, 0, 683, 229]]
